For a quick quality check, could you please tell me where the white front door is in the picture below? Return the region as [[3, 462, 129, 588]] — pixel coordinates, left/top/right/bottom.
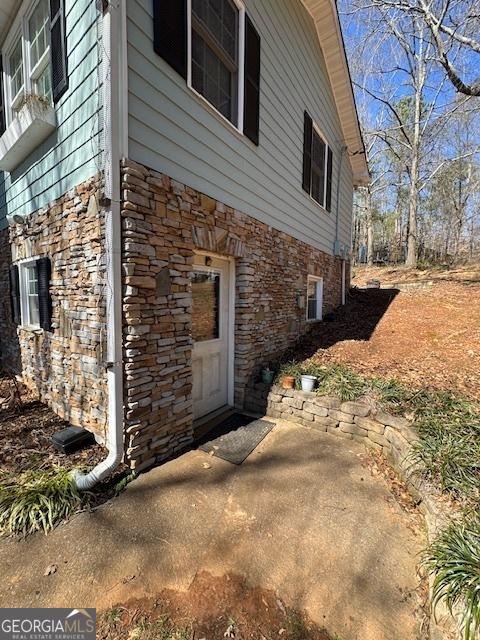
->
[[191, 254, 231, 420]]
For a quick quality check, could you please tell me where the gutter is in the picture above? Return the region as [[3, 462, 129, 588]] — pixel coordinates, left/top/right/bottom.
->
[[334, 146, 348, 306], [74, 0, 125, 490], [334, 145, 347, 253]]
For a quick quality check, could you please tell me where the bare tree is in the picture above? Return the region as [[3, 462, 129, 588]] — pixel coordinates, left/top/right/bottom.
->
[[362, 0, 480, 96], [341, 0, 480, 266]]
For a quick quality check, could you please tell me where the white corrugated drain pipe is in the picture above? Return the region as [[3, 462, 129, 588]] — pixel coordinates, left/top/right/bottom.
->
[[74, 0, 124, 490]]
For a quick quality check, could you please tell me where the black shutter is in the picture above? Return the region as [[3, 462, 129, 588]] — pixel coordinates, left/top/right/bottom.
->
[[50, 0, 68, 103], [243, 15, 261, 145], [37, 257, 53, 332], [326, 147, 333, 212], [0, 56, 6, 136], [302, 112, 313, 194], [9, 265, 20, 325], [153, 0, 188, 79]]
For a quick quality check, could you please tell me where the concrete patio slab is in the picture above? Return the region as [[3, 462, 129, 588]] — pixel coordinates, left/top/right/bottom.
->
[[0, 420, 423, 639]]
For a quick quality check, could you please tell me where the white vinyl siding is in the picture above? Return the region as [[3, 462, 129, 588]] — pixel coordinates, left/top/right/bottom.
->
[[127, 0, 353, 255]]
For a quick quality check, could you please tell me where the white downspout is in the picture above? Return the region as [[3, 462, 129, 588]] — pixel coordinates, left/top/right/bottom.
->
[[334, 146, 347, 308], [74, 0, 125, 490]]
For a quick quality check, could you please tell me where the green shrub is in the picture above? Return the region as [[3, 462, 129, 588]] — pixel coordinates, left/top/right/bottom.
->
[[424, 516, 480, 640], [0, 467, 83, 537]]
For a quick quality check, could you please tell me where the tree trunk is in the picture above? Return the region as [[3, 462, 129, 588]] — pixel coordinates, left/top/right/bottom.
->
[[405, 167, 419, 267], [366, 188, 374, 266]]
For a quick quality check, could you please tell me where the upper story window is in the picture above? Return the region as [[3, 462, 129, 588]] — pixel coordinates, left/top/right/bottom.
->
[[191, 0, 239, 125], [153, 0, 261, 145], [0, 0, 68, 132], [302, 111, 334, 212], [29, 0, 52, 98], [4, 0, 52, 121]]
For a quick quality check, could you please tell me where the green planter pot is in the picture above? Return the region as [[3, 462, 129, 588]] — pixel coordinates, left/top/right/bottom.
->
[[262, 369, 275, 385]]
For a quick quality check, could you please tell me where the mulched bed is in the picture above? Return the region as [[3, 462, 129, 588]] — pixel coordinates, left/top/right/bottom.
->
[[98, 572, 333, 640], [0, 376, 129, 505]]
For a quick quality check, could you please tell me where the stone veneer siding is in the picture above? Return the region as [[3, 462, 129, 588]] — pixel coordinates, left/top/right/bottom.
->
[[0, 228, 21, 372], [121, 158, 347, 471], [8, 175, 108, 439]]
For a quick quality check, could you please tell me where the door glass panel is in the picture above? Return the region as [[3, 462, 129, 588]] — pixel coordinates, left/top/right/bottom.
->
[[191, 270, 220, 342]]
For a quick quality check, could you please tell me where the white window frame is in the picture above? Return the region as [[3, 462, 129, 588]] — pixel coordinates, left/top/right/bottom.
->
[[310, 121, 331, 211], [2, 0, 51, 127], [18, 257, 41, 329], [306, 275, 323, 322], [187, 0, 246, 135]]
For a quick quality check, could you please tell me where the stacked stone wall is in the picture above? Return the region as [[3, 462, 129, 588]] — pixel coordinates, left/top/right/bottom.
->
[[121, 159, 348, 470], [265, 384, 417, 459], [8, 175, 108, 439]]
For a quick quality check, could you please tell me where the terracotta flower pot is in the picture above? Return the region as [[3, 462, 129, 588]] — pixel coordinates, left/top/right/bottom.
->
[[281, 375, 295, 389]]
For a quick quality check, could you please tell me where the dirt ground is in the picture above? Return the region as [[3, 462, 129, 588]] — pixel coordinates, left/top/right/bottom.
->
[[98, 572, 333, 640], [291, 265, 480, 400], [352, 263, 480, 286], [0, 376, 129, 507], [0, 376, 108, 475]]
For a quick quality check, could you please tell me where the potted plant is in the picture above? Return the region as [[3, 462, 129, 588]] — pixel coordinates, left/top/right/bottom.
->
[[300, 374, 317, 392], [261, 366, 275, 385], [279, 363, 298, 390]]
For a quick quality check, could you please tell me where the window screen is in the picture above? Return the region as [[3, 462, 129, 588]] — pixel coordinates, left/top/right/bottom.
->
[[191, 0, 239, 124]]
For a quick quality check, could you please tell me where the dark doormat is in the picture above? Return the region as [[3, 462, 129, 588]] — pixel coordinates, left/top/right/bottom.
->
[[198, 414, 275, 465]]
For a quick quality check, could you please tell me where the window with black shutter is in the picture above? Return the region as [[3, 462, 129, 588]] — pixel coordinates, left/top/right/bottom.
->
[[12, 257, 52, 330], [50, 0, 68, 103], [302, 111, 333, 210], [153, 0, 261, 141], [1, 0, 56, 128], [9, 265, 21, 325]]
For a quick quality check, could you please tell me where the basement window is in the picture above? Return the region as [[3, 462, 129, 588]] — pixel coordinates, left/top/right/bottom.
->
[[20, 260, 40, 328], [307, 276, 323, 322]]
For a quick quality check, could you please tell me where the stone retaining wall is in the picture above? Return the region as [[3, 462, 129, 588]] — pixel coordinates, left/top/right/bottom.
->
[[121, 158, 348, 471], [8, 176, 108, 439], [265, 384, 417, 459], [265, 384, 460, 640]]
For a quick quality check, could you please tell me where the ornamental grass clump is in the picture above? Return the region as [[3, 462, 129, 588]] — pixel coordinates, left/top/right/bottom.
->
[[424, 516, 480, 640], [0, 467, 83, 537], [408, 392, 480, 506]]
